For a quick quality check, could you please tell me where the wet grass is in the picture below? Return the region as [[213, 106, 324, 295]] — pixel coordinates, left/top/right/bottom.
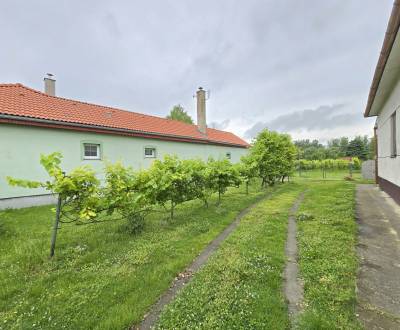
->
[[0, 182, 268, 330], [156, 183, 304, 329]]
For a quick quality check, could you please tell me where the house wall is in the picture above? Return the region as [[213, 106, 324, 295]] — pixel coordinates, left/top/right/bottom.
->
[[376, 76, 400, 193], [0, 124, 248, 200]]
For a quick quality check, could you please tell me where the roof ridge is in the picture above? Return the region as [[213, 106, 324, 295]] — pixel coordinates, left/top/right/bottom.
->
[[0, 83, 249, 147], [12, 83, 238, 135], [13, 83, 215, 131]]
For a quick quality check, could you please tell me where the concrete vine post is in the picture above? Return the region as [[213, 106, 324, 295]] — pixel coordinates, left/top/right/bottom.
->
[[50, 194, 62, 258]]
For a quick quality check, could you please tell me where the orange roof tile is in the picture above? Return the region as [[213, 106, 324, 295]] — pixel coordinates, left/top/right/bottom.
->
[[0, 84, 248, 148]]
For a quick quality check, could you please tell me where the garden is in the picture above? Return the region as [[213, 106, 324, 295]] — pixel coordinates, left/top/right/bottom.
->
[[0, 129, 365, 329]]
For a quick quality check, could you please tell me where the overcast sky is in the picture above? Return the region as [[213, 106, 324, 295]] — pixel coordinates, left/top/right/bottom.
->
[[0, 1, 393, 142]]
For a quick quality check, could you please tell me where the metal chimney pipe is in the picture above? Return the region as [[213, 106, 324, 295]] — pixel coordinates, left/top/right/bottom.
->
[[196, 87, 206, 134], [44, 73, 56, 96]]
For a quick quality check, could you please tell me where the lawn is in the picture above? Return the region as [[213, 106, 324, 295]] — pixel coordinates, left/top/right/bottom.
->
[[156, 183, 304, 329], [155, 173, 361, 329], [0, 182, 269, 330], [296, 180, 361, 329], [0, 171, 362, 329]]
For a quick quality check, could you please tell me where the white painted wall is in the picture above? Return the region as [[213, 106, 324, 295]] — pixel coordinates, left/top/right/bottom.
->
[[376, 77, 400, 187]]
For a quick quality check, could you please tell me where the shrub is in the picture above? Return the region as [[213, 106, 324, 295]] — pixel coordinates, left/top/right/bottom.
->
[[125, 212, 145, 234]]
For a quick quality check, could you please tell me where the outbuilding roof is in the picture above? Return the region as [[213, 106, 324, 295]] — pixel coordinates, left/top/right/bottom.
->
[[0, 83, 249, 148]]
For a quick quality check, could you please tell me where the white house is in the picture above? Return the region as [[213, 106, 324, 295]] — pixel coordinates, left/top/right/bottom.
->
[[0, 79, 249, 209], [364, 1, 400, 204]]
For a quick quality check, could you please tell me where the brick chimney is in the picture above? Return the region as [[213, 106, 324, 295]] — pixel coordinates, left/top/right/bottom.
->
[[196, 87, 206, 134], [44, 73, 56, 96]]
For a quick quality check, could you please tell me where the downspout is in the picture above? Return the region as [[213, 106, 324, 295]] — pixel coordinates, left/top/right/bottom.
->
[[374, 123, 378, 184]]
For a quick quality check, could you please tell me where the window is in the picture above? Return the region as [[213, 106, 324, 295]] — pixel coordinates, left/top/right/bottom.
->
[[226, 152, 231, 159], [83, 143, 101, 160], [391, 112, 397, 157], [144, 147, 156, 158]]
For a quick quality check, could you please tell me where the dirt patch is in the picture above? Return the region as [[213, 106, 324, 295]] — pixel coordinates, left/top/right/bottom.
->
[[283, 192, 305, 324], [356, 184, 400, 329]]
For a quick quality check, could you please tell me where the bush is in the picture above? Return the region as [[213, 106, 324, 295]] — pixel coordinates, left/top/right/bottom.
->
[[125, 212, 145, 234]]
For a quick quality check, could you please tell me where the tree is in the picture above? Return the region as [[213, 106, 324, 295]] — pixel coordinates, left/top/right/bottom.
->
[[369, 136, 376, 160], [250, 129, 296, 186], [166, 105, 194, 124], [339, 137, 349, 157], [237, 155, 257, 194], [347, 136, 369, 160], [277, 133, 297, 182]]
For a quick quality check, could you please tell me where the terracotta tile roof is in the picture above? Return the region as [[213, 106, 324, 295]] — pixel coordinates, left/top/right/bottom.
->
[[0, 83, 249, 148]]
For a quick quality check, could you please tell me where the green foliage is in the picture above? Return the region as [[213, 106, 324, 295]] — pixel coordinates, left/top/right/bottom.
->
[[125, 212, 145, 234], [0, 181, 265, 329], [295, 135, 373, 161], [142, 156, 201, 218], [248, 129, 296, 186], [205, 158, 241, 204], [166, 104, 194, 124], [236, 155, 258, 194], [295, 157, 361, 171], [101, 161, 148, 218], [8, 153, 102, 222]]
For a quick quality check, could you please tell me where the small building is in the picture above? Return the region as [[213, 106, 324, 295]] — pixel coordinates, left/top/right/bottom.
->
[[0, 78, 248, 209], [364, 1, 400, 204]]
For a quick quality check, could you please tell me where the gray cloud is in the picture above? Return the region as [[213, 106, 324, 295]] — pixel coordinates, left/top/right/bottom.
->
[[209, 119, 230, 130], [0, 0, 392, 140], [244, 105, 360, 138]]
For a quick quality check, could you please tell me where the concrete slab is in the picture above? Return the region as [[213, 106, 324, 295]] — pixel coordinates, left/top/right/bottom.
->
[[356, 184, 400, 329]]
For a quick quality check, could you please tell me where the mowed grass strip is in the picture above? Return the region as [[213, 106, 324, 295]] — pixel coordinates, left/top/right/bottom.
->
[[0, 182, 268, 330], [296, 181, 361, 329], [156, 183, 304, 330]]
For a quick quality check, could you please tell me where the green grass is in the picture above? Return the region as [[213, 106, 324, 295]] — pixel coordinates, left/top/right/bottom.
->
[[0, 172, 363, 329], [295, 180, 361, 329], [156, 183, 304, 329], [0, 182, 268, 330], [293, 169, 372, 184]]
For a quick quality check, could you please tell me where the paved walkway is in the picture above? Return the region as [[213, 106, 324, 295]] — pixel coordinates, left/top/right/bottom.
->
[[283, 192, 305, 323], [356, 185, 400, 329]]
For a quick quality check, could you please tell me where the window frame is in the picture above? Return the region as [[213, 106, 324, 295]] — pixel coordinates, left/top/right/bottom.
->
[[390, 111, 397, 158], [81, 141, 102, 160], [144, 146, 157, 158]]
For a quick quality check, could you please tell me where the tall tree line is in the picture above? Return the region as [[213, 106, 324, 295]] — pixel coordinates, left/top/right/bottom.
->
[[294, 136, 375, 161]]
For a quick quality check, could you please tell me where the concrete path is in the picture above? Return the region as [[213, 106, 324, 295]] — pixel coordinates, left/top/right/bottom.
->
[[356, 184, 400, 329], [283, 192, 305, 324]]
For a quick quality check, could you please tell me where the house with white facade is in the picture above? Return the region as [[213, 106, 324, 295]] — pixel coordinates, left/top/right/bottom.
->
[[364, 1, 400, 204], [0, 79, 248, 209]]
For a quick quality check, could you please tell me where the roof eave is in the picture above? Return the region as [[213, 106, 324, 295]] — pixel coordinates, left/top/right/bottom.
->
[[0, 113, 249, 149], [364, 0, 400, 118]]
